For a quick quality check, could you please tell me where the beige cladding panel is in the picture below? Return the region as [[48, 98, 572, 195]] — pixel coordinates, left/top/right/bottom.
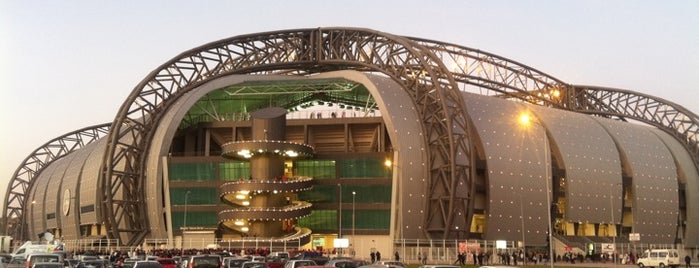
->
[[77, 138, 110, 224], [650, 128, 699, 246], [29, 161, 59, 237], [45, 155, 75, 228], [58, 141, 101, 240], [463, 93, 550, 245], [529, 105, 623, 224], [595, 118, 679, 244]]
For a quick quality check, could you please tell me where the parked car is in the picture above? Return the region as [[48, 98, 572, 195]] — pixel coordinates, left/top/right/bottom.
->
[[240, 262, 267, 268], [64, 259, 79, 268], [132, 261, 162, 268], [76, 259, 111, 268], [266, 254, 288, 263], [155, 259, 176, 268], [8, 258, 26, 268], [223, 258, 247, 268], [323, 259, 367, 268], [186, 255, 221, 268], [265, 257, 283, 268], [373, 261, 405, 268], [32, 263, 64, 268], [0, 254, 12, 264], [26, 254, 64, 268], [637, 249, 680, 268], [283, 260, 316, 268]]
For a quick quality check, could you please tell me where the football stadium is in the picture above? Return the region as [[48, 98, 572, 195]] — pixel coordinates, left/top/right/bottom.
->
[[3, 28, 698, 258]]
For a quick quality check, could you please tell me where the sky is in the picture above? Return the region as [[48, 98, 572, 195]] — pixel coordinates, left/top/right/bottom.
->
[[1, 0, 698, 208]]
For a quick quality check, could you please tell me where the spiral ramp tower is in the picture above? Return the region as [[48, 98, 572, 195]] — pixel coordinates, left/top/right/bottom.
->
[[218, 107, 315, 243]]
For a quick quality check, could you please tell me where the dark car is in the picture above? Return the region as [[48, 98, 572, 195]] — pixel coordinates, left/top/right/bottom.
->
[[187, 255, 221, 268]]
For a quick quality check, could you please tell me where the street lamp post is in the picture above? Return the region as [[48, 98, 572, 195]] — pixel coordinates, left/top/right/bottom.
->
[[520, 188, 526, 252], [352, 191, 356, 256], [338, 183, 342, 238], [543, 133, 554, 268], [352, 191, 356, 238], [183, 190, 191, 254], [519, 113, 554, 268], [610, 185, 617, 267]]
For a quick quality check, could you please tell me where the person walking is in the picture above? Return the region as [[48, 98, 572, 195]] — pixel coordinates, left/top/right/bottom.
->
[[395, 251, 400, 261], [685, 255, 691, 268]]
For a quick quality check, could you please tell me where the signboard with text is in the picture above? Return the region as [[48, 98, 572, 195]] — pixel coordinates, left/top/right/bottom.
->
[[629, 233, 640, 241]]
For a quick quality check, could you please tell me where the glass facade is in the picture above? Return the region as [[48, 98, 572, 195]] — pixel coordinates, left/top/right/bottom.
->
[[168, 156, 392, 233], [169, 162, 217, 181], [219, 161, 251, 181], [170, 188, 218, 205], [295, 160, 336, 179], [171, 211, 218, 231], [298, 210, 337, 230], [338, 158, 391, 178]]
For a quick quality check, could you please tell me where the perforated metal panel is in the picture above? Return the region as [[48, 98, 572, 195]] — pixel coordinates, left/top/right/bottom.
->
[[59, 141, 100, 239], [650, 128, 699, 245], [366, 74, 429, 239], [529, 105, 622, 224], [595, 118, 679, 244], [464, 93, 550, 245]]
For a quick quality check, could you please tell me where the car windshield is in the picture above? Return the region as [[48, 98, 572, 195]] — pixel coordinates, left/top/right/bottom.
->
[[192, 257, 220, 268], [10, 258, 26, 264], [31, 256, 60, 263], [158, 259, 176, 265], [242, 263, 267, 268], [78, 261, 106, 268]]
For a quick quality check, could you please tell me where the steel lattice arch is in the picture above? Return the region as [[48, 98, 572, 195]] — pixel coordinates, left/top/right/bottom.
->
[[3, 27, 698, 248]]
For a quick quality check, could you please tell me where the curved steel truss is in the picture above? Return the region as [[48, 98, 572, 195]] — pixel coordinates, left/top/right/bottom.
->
[[5, 27, 698, 244], [2, 123, 111, 239]]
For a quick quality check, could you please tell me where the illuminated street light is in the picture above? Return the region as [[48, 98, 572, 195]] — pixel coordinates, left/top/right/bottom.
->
[[519, 112, 554, 268], [352, 191, 356, 238]]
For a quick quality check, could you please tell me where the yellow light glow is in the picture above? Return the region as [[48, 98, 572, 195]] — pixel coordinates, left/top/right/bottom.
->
[[239, 190, 250, 195], [518, 113, 532, 126], [235, 194, 246, 200], [242, 201, 250, 206], [384, 159, 392, 168], [241, 227, 249, 232], [234, 221, 245, 226], [552, 89, 561, 98]]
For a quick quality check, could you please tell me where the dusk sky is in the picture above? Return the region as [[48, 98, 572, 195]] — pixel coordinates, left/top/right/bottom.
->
[[1, 0, 697, 207]]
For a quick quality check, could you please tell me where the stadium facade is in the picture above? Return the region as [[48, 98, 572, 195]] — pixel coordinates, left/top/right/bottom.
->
[[3, 28, 698, 257]]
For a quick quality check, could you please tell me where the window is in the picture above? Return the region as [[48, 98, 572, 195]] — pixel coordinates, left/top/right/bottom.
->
[[169, 162, 216, 181]]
